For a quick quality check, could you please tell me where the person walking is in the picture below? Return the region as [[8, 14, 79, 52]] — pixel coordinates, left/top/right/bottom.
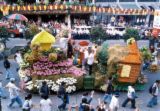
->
[[22, 94, 33, 111], [40, 95, 52, 111], [39, 81, 50, 97], [122, 86, 136, 109], [5, 78, 23, 108], [147, 80, 160, 107], [3, 56, 12, 79], [87, 50, 94, 75], [103, 77, 114, 104], [109, 92, 120, 111], [57, 82, 69, 111]]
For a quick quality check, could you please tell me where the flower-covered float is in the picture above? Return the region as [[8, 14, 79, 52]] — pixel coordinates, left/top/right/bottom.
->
[[19, 30, 85, 93]]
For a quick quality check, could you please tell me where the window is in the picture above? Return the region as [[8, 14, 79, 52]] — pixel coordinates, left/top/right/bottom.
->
[[119, 0, 135, 2], [138, 0, 158, 2], [96, 0, 116, 2]]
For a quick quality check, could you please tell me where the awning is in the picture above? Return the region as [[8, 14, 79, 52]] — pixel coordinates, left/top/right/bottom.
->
[[140, 5, 149, 9], [119, 4, 140, 9]]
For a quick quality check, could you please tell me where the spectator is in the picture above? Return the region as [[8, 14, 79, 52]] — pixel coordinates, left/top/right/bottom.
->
[[147, 80, 160, 107], [3, 56, 12, 79], [82, 91, 94, 104], [57, 82, 69, 110], [0, 80, 7, 99], [103, 77, 114, 104], [122, 86, 137, 109], [109, 92, 120, 111], [5, 78, 23, 108], [39, 81, 50, 97], [22, 94, 33, 111], [79, 98, 94, 111], [40, 95, 52, 111], [14, 50, 23, 71]]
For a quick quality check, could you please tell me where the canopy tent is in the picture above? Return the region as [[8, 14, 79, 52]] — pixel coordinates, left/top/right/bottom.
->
[[31, 30, 55, 50]]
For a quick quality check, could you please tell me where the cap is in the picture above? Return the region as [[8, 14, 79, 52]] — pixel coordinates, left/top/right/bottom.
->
[[10, 78, 15, 82]]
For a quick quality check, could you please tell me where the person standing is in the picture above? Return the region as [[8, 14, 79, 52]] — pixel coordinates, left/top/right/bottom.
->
[[87, 50, 94, 75], [122, 86, 136, 109], [14, 50, 23, 71], [5, 78, 23, 108], [3, 56, 12, 79], [109, 92, 120, 111], [147, 80, 159, 107], [22, 94, 33, 111], [39, 81, 50, 97], [57, 82, 69, 111], [82, 48, 88, 70], [40, 95, 52, 111]]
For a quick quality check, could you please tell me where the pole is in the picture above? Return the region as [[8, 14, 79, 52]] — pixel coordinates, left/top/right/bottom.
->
[[0, 95, 2, 111]]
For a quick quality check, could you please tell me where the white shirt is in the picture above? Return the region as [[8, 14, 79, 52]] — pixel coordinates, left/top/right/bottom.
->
[[6, 82, 20, 99], [84, 50, 88, 59], [22, 100, 33, 110], [40, 99, 52, 111], [87, 53, 94, 65], [109, 95, 119, 111], [15, 53, 23, 64], [153, 83, 159, 96]]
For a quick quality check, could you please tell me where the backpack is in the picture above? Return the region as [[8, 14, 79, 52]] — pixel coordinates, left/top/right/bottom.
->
[[149, 84, 153, 94]]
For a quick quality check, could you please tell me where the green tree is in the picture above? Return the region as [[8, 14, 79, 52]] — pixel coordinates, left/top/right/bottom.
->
[[124, 28, 140, 41], [0, 27, 10, 48], [96, 42, 108, 74], [25, 23, 40, 40], [90, 26, 107, 44]]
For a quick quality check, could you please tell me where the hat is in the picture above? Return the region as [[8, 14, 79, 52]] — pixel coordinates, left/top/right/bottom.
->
[[10, 78, 15, 82]]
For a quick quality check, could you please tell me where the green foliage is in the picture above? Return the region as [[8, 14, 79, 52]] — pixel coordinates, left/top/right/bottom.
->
[[140, 47, 152, 61], [96, 42, 108, 74], [124, 28, 140, 41], [97, 42, 108, 64], [25, 24, 40, 40], [90, 26, 107, 44]]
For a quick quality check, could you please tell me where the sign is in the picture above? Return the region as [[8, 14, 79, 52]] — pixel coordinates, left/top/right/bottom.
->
[[153, 10, 160, 29]]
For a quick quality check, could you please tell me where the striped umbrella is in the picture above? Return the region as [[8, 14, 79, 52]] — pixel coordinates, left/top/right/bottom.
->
[[6, 13, 28, 21]]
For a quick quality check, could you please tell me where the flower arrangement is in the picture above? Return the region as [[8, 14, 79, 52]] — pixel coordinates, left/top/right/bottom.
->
[[22, 58, 84, 77], [25, 77, 77, 93]]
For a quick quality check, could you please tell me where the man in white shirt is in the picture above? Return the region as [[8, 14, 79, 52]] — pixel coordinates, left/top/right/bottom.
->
[[40, 95, 52, 111], [122, 86, 136, 109], [5, 78, 23, 108], [87, 50, 94, 75], [109, 92, 119, 111], [82, 48, 88, 70], [147, 80, 160, 107]]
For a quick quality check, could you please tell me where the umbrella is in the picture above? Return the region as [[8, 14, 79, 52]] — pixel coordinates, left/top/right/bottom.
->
[[6, 13, 28, 21]]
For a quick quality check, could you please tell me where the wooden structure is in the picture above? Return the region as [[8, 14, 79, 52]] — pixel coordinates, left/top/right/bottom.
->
[[118, 42, 142, 83]]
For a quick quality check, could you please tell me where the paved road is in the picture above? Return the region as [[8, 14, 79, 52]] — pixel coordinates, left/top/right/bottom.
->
[[0, 39, 159, 111]]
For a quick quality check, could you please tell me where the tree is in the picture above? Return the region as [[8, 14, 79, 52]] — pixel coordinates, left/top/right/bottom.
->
[[0, 27, 10, 48], [25, 23, 40, 40], [124, 28, 140, 41], [90, 26, 107, 44]]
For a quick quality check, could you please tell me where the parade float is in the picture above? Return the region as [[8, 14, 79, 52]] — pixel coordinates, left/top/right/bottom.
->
[[19, 30, 85, 93], [19, 30, 147, 93]]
